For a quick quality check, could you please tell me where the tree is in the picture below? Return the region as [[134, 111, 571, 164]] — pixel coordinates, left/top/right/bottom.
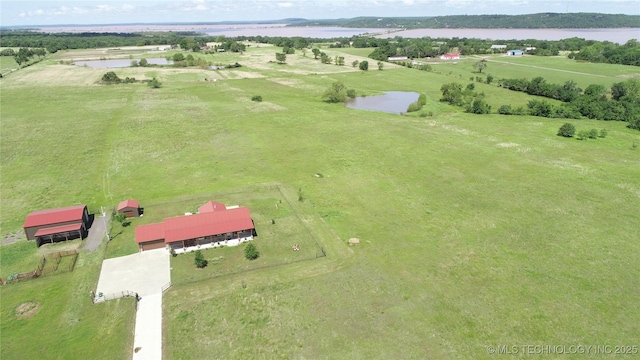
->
[[138, 58, 148, 67], [377, 61, 384, 70], [244, 243, 259, 260], [352, 60, 359, 68], [173, 53, 185, 62], [337, 56, 345, 66], [473, 59, 487, 73], [312, 48, 321, 59], [359, 60, 369, 71], [557, 123, 576, 137], [440, 82, 464, 106], [275, 52, 287, 64], [194, 250, 208, 268], [322, 81, 349, 103]]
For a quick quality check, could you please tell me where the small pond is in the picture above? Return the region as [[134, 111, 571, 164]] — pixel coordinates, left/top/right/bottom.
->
[[345, 91, 420, 114], [74, 58, 173, 68]]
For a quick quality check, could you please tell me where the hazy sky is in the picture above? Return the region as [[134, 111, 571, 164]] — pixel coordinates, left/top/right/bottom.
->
[[2, 0, 639, 26]]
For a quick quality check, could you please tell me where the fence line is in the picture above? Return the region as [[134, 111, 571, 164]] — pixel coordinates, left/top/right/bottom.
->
[[92, 290, 138, 304], [161, 282, 172, 293]]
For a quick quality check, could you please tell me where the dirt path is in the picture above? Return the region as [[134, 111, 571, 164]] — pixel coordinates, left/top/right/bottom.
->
[[485, 58, 618, 79], [83, 215, 107, 252]]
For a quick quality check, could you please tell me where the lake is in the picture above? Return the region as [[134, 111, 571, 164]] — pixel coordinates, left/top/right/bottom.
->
[[346, 92, 420, 114], [375, 28, 640, 43], [74, 58, 173, 68], [38, 24, 639, 43]]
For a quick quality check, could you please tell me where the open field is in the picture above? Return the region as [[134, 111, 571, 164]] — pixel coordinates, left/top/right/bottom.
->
[[1, 45, 640, 359]]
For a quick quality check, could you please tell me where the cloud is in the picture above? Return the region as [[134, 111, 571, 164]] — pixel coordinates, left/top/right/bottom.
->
[[278, 2, 294, 8]]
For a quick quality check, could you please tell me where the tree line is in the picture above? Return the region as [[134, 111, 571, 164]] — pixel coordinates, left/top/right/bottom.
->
[[289, 13, 640, 29], [441, 77, 640, 130]]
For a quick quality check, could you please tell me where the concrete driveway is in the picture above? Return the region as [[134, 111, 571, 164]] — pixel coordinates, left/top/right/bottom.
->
[[95, 248, 170, 360], [96, 248, 170, 297]]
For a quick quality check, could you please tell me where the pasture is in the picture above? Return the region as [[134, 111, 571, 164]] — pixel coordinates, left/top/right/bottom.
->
[[1, 44, 639, 359]]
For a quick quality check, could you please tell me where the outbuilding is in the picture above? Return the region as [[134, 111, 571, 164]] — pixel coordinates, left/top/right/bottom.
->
[[23, 205, 90, 247], [117, 199, 141, 218], [506, 50, 524, 56]]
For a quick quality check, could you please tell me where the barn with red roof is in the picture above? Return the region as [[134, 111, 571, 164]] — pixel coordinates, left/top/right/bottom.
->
[[134, 201, 255, 253], [23, 205, 90, 247], [117, 199, 141, 218]]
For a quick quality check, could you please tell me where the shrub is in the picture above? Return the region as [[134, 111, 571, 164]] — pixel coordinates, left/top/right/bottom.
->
[[346, 89, 356, 99], [170, 247, 177, 257], [406, 102, 423, 113], [359, 61, 369, 71], [599, 129, 608, 138], [557, 123, 576, 137], [466, 99, 491, 114], [101, 71, 121, 84], [498, 104, 513, 115], [148, 77, 162, 88], [588, 129, 599, 139], [576, 130, 590, 140], [244, 243, 259, 260], [251, 95, 263, 102]]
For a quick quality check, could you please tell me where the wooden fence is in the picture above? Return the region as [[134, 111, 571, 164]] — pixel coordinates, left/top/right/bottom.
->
[[6, 250, 79, 284]]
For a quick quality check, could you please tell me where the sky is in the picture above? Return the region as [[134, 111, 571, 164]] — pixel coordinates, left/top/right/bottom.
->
[[1, 0, 639, 26]]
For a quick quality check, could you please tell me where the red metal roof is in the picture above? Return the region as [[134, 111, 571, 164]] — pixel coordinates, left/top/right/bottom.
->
[[34, 223, 82, 237], [117, 199, 139, 211], [135, 223, 165, 243], [198, 201, 226, 213], [23, 205, 87, 228], [164, 207, 253, 243]]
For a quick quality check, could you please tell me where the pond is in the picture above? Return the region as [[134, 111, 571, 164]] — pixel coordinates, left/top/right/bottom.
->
[[74, 58, 173, 68], [345, 91, 420, 114]]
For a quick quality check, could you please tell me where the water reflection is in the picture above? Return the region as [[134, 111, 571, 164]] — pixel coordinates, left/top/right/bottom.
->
[[345, 91, 420, 114]]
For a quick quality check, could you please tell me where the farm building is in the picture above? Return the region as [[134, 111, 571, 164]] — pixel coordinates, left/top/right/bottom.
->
[[387, 56, 408, 61], [506, 50, 524, 56], [440, 53, 461, 60], [23, 205, 91, 247], [117, 199, 141, 218], [491, 45, 507, 50], [135, 201, 255, 253]]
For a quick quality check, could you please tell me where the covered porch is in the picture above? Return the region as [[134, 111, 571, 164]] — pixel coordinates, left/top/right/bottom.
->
[[34, 223, 85, 247], [169, 230, 254, 254]]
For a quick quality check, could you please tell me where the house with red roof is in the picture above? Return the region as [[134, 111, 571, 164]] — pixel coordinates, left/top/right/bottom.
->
[[117, 199, 141, 218], [135, 201, 255, 252], [23, 205, 90, 247], [440, 53, 461, 60]]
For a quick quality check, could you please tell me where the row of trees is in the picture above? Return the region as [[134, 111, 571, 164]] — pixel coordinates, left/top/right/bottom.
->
[[568, 39, 640, 66], [497, 78, 640, 128]]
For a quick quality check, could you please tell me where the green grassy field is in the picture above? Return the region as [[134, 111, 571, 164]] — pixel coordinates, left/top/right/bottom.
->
[[1, 45, 639, 359]]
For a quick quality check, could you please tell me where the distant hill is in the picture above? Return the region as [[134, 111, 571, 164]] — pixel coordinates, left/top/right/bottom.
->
[[288, 13, 640, 29]]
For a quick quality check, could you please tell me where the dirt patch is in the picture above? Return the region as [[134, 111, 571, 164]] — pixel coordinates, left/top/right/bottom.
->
[[16, 302, 40, 319], [348, 238, 360, 245], [1, 231, 25, 246]]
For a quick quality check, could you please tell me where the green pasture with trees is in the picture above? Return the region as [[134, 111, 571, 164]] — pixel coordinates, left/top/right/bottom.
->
[[1, 39, 639, 359]]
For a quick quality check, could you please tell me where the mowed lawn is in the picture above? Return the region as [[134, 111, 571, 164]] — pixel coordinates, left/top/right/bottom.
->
[[2, 47, 640, 359]]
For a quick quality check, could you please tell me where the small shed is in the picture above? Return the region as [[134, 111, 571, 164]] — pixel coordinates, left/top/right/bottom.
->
[[117, 199, 141, 218], [507, 50, 524, 56]]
